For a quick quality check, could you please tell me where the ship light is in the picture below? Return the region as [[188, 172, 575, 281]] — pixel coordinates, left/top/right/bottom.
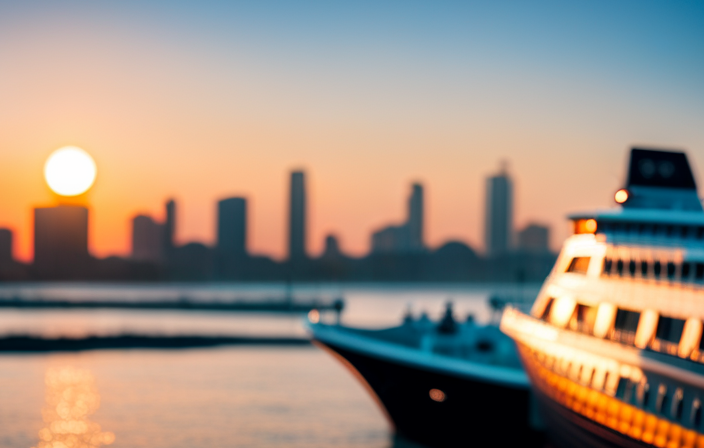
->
[[429, 389, 446, 402], [574, 218, 598, 234], [615, 189, 629, 204], [308, 309, 320, 324]]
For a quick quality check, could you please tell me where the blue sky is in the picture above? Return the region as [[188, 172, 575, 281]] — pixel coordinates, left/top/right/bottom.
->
[[1, 1, 704, 258]]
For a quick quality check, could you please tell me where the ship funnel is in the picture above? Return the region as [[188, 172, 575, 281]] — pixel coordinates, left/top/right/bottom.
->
[[616, 148, 702, 211]]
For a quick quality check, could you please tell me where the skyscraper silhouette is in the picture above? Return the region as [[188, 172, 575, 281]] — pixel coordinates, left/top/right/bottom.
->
[[517, 223, 550, 253], [33, 205, 90, 278], [484, 163, 513, 257], [131, 215, 163, 262], [371, 182, 426, 254], [288, 171, 307, 260], [217, 197, 247, 259], [163, 199, 176, 256], [0, 228, 12, 266], [407, 183, 424, 250]]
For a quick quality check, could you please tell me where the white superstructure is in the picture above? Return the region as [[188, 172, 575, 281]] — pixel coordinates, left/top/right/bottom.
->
[[502, 148, 704, 448]]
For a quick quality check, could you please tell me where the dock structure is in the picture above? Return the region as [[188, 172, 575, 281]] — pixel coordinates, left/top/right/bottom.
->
[[0, 296, 344, 314]]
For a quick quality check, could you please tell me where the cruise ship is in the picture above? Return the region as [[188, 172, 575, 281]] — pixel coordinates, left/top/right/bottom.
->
[[308, 302, 544, 447], [501, 148, 704, 448]]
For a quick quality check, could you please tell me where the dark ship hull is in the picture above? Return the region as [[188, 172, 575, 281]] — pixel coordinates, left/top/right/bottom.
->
[[532, 389, 651, 448], [310, 323, 543, 448]]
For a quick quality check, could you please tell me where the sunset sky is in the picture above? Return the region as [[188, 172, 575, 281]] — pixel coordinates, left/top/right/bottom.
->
[[1, 1, 704, 262]]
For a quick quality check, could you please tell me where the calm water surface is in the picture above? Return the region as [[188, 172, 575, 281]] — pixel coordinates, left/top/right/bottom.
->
[[0, 283, 539, 447]]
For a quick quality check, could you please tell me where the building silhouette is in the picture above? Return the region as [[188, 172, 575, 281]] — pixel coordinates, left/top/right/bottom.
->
[[484, 163, 513, 257], [371, 183, 426, 254], [33, 205, 90, 278], [321, 234, 342, 259], [216, 197, 247, 279], [131, 215, 163, 262], [518, 223, 550, 253], [0, 228, 12, 266], [407, 183, 424, 250], [162, 199, 176, 257], [217, 197, 247, 258], [288, 171, 307, 260], [371, 225, 408, 254]]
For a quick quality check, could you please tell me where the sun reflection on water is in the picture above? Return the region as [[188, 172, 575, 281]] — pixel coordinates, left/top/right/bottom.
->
[[32, 366, 115, 448]]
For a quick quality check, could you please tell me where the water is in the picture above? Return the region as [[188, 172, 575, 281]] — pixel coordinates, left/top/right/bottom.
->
[[0, 283, 540, 448]]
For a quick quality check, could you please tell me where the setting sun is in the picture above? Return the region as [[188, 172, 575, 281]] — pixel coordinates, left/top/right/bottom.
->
[[44, 146, 97, 197]]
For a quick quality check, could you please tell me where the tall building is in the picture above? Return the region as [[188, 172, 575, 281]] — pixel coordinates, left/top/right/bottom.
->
[[484, 163, 513, 257], [288, 171, 307, 260], [0, 228, 12, 265], [371, 225, 409, 254], [517, 223, 550, 253], [407, 183, 424, 250], [321, 234, 342, 259], [217, 197, 247, 259], [34, 205, 90, 278], [371, 182, 426, 254], [162, 199, 176, 256], [131, 215, 163, 262]]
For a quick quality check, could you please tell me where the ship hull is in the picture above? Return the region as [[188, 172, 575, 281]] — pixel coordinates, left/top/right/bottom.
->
[[531, 386, 651, 448], [316, 339, 543, 447]]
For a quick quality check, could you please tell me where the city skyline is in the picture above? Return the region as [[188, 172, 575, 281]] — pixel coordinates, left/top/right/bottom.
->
[[7, 164, 552, 264], [1, 2, 703, 261], [0, 161, 556, 281]]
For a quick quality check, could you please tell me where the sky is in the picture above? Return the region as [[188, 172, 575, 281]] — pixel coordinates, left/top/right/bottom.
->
[[1, 1, 704, 262]]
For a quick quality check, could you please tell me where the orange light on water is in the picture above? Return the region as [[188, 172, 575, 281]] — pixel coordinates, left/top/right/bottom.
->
[[32, 366, 115, 448], [615, 189, 629, 204]]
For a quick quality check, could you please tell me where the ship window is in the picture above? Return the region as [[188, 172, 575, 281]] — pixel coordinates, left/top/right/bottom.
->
[[681, 226, 690, 238], [637, 380, 650, 408], [698, 227, 704, 239], [657, 384, 669, 414], [603, 258, 613, 275], [655, 316, 686, 344], [612, 308, 640, 345], [654, 225, 664, 236], [616, 259, 624, 276], [615, 377, 629, 399], [614, 309, 641, 333], [566, 257, 591, 274], [540, 298, 555, 321], [641, 261, 649, 277], [696, 263, 704, 281], [667, 262, 677, 280], [667, 225, 675, 237], [692, 399, 702, 427], [654, 261, 662, 278], [629, 260, 637, 276], [672, 388, 684, 420], [568, 304, 597, 334], [682, 262, 691, 280]]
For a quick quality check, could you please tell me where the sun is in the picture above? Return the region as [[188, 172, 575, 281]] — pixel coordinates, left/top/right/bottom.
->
[[44, 146, 97, 196]]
